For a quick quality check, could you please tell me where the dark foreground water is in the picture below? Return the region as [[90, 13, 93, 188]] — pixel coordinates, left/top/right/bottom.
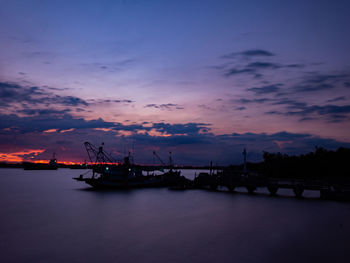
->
[[1, 168, 350, 263]]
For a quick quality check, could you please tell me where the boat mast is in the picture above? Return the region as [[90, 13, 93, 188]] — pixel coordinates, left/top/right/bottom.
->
[[243, 148, 247, 173]]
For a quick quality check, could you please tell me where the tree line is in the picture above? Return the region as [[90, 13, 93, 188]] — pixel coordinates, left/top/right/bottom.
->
[[262, 147, 350, 179]]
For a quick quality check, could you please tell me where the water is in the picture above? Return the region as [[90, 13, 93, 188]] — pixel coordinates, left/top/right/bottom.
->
[[0, 168, 349, 263]]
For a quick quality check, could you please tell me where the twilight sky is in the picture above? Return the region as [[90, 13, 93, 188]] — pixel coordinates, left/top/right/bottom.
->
[[1, 0, 350, 165]]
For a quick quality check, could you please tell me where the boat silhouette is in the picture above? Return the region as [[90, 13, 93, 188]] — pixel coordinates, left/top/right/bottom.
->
[[73, 142, 185, 188]]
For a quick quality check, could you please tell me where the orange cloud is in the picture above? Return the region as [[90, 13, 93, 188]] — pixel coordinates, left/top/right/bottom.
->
[[60, 128, 75, 133], [136, 129, 147, 134], [0, 149, 45, 163], [43, 129, 57, 133], [116, 130, 133, 136], [94, 128, 114, 132], [148, 129, 172, 137]]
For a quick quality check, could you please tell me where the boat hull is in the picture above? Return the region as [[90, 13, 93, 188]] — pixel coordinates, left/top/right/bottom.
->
[[23, 163, 58, 170], [74, 176, 165, 189]]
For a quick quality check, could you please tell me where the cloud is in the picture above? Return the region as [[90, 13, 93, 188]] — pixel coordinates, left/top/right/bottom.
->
[[235, 106, 246, 111], [223, 61, 303, 78], [0, 81, 136, 118], [306, 73, 347, 84], [87, 99, 134, 104], [217, 48, 306, 79], [241, 49, 275, 57], [0, 110, 210, 137], [223, 61, 281, 78], [0, 107, 348, 164], [46, 87, 71, 91], [232, 88, 350, 122], [0, 82, 88, 109], [294, 84, 334, 92], [236, 98, 271, 104], [198, 104, 212, 111], [247, 84, 281, 95], [296, 105, 350, 116], [144, 103, 184, 110], [271, 99, 307, 109], [326, 96, 346, 103], [151, 122, 210, 135], [17, 108, 71, 116], [56, 96, 88, 106], [0, 114, 116, 133], [265, 104, 350, 122], [226, 62, 350, 122], [114, 99, 133, 103], [222, 49, 275, 59], [224, 67, 257, 77], [0, 149, 45, 162], [226, 64, 350, 123], [246, 61, 280, 69], [293, 73, 350, 93]]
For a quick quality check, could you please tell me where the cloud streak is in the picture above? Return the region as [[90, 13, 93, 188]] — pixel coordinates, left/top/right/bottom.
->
[[247, 84, 282, 95], [222, 49, 275, 59], [216, 49, 305, 79], [144, 103, 184, 110], [293, 73, 350, 93]]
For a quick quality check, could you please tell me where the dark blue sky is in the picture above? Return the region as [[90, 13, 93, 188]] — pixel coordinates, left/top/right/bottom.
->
[[0, 0, 349, 164]]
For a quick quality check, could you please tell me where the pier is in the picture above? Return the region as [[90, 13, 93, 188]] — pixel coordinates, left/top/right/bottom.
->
[[191, 171, 350, 200], [187, 147, 350, 201]]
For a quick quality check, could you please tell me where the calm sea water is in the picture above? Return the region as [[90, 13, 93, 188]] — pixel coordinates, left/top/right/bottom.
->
[[0, 168, 349, 263]]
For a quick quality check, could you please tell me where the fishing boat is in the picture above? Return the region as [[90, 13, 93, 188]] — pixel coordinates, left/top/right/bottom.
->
[[73, 142, 183, 189]]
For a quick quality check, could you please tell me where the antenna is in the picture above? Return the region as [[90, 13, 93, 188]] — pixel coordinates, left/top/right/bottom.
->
[[169, 151, 172, 166], [169, 151, 173, 171], [243, 148, 247, 173]]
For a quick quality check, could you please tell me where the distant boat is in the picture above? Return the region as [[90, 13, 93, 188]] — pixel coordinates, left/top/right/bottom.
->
[[23, 153, 58, 170]]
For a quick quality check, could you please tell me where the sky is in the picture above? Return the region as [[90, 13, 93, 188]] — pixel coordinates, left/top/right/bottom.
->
[[0, 0, 350, 165]]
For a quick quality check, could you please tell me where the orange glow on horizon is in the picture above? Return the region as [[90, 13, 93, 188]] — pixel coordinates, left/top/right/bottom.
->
[[33, 160, 85, 165], [0, 149, 45, 163], [32, 160, 120, 165]]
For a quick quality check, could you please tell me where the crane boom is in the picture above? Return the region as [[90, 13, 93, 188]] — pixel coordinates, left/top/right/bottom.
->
[[153, 150, 166, 166], [84, 142, 116, 164]]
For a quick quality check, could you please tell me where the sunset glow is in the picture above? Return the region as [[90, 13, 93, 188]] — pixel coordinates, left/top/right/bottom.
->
[[0, 149, 45, 163]]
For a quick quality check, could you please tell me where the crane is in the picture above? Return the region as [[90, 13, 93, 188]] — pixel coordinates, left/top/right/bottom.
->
[[84, 142, 116, 165], [153, 150, 175, 169]]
